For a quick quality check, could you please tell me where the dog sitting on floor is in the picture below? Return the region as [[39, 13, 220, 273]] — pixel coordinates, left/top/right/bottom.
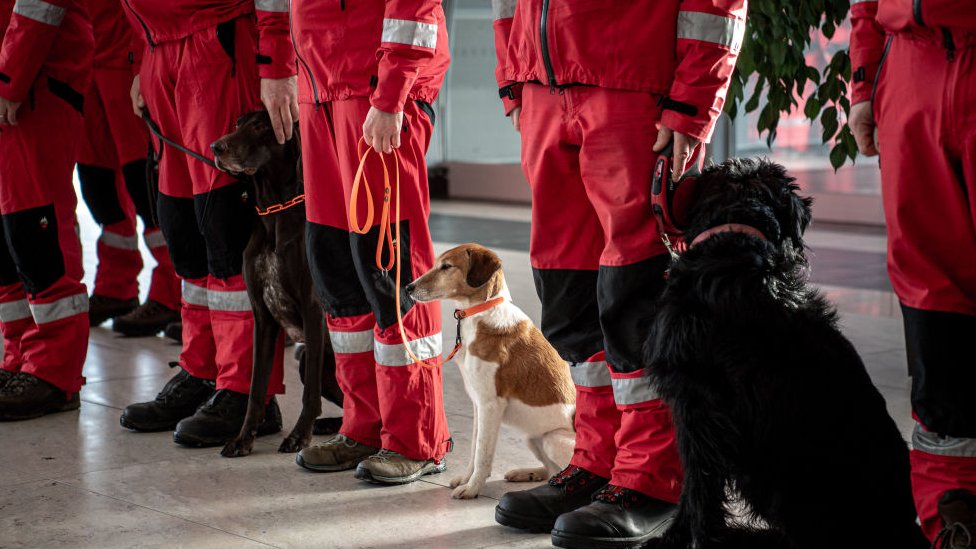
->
[[407, 244, 576, 499], [210, 111, 343, 457], [643, 158, 929, 549]]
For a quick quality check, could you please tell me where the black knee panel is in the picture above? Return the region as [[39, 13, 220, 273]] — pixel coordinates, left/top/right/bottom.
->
[[305, 221, 371, 319], [350, 221, 414, 330], [0, 220, 19, 286], [533, 267, 603, 363], [122, 159, 156, 229], [904, 305, 976, 438], [1, 204, 65, 294], [598, 253, 670, 373], [195, 182, 255, 278], [77, 164, 126, 225], [157, 193, 208, 280]]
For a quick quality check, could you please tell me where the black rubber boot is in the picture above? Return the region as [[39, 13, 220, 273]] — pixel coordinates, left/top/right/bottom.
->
[[934, 489, 976, 548], [0, 373, 80, 421], [163, 321, 183, 343], [551, 484, 677, 549], [495, 465, 609, 533], [89, 294, 139, 326], [112, 299, 181, 337], [0, 369, 13, 389], [173, 389, 282, 448], [120, 365, 215, 432]]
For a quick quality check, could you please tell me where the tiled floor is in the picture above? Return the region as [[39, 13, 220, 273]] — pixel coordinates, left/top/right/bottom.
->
[[0, 199, 910, 549]]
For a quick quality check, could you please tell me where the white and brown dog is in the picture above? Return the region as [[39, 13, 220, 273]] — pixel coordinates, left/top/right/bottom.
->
[[407, 244, 576, 499]]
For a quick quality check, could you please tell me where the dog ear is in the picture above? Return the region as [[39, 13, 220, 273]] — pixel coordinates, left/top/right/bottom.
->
[[784, 192, 814, 251], [466, 247, 502, 288]]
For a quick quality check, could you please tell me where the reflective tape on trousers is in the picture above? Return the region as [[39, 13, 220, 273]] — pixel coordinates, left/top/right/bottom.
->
[[676, 11, 746, 53], [374, 334, 443, 366], [144, 230, 167, 249], [0, 299, 32, 323], [182, 282, 210, 308], [611, 375, 659, 406], [99, 232, 140, 251], [207, 289, 252, 313], [13, 0, 66, 26], [570, 360, 611, 388], [850, 0, 877, 4], [913, 423, 976, 458], [30, 293, 88, 324], [381, 18, 438, 49], [255, 0, 288, 13], [491, 0, 517, 20], [330, 329, 375, 354]]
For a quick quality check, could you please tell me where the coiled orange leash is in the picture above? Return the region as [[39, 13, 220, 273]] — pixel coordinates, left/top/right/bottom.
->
[[348, 139, 429, 368]]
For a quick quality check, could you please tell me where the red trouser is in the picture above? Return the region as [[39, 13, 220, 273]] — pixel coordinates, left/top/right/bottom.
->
[[78, 67, 180, 309], [138, 16, 282, 395], [874, 30, 976, 539], [301, 98, 450, 461], [0, 79, 89, 394], [520, 84, 682, 501]]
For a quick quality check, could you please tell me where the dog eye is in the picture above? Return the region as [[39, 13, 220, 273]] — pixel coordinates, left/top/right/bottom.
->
[[440, 264, 452, 271]]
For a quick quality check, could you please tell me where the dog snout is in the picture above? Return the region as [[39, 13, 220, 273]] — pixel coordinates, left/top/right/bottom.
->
[[405, 282, 416, 295], [211, 140, 227, 155]]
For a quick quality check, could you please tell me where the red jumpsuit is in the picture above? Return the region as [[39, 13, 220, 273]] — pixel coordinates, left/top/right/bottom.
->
[[78, 0, 179, 312], [292, 0, 452, 461], [122, 0, 292, 395], [0, 0, 92, 394], [850, 0, 976, 540], [494, 0, 746, 500]]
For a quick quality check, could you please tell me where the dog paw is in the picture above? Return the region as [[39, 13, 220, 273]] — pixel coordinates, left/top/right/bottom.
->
[[221, 437, 254, 458], [278, 434, 311, 454], [504, 467, 548, 482], [312, 417, 342, 436], [449, 474, 472, 488], [451, 482, 482, 499]]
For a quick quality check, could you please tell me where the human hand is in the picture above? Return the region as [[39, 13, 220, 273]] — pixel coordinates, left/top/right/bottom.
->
[[261, 76, 299, 144], [0, 96, 21, 126], [362, 106, 404, 154], [653, 126, 702, 181], [130, 75, 145, 117], [510, 106, 522, 133], [849, 101, 878, 157]]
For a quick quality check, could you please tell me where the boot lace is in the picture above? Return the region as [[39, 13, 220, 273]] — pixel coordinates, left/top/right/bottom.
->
[[0, 373, 39, 396], [321, 434, 358, 448], [370, 449, 402, 462], [933, 522, 974, 549], [549, 465, 599, 493], [197, 390, 237, 417], [155, 365, 211, 404], [593, 484, 645, 509]]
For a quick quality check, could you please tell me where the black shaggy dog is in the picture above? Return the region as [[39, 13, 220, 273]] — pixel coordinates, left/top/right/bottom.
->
[[644, 158, 928, 549], [210, 111, 343, 457]]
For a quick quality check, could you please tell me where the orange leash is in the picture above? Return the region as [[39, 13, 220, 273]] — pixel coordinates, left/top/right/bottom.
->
[[256, 194, 305, 216], [347, 139, 427, 367], [445, 296, 507, 362]]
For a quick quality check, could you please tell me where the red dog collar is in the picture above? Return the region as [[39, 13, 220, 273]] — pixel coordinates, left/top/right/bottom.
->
[[651, 141, 705, 256], [691, 223, 768, 247]]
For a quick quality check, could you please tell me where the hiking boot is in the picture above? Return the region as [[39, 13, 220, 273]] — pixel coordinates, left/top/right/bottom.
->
[[935, 489, 976, 548], [120, 365, 215, 432], [495, 465, 609, 533], [112, 300, 180, 337], [355, 449, 447, 485], [173, 389, 282, 447], [296, 434, 379, 472], [89, 294, 139, 326], [551, 484, 676, 549], [0, 369, 13, 389], [0, 373, 80, 421], [163, 321, 183, 343]]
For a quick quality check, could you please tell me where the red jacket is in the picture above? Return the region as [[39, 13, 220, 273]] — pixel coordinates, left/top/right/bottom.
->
[[291, 0, 450, 113], [0, 0, 92, 104], [492, 0, 747, 141], [90, 0, 140, 71], [850, 0, 976, 105], [122, 0, 295, 79]]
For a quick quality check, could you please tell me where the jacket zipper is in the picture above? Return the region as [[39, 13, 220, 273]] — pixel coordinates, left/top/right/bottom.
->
[[913, 0, 924, 26], [539, 0, 556, 93], [122, 0, 156, 51], [870, 35, 893, 104], [942, 28, 956, 61], [289, 12, 320, 106]]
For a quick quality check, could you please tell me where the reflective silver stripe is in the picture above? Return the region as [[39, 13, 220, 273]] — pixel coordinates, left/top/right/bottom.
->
[[13, 0, 65, 26], [0, 299, 32, 323], [491, 0, 517, 20], [99, 232, 140, 251], [255, 0, 288, 12], [30, 293, 88, 324], [570, 360, 611, 388], [676, 11, 745, 53], [850, 0, 877, 4], [182, 282, 209, 308], [330, 329, 375, 354], [144, 231, 167, 249], [208, 289, 252, 312], [611, 376, 659, 406], [375, 334, 442, 366], [913, 424, 976, 458], [381, 18, 438, 49]]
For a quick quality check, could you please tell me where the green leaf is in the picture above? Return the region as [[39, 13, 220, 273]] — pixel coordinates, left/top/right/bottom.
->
[[804, 96, 822, 119], [829, 143, 847, 171]]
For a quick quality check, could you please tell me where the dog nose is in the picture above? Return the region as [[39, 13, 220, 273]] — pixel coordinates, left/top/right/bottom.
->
[[405, 282, 416, 295], [211, 141, 226, 155]]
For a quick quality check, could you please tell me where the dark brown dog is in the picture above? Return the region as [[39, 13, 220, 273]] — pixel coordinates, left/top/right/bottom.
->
[[210, 111, 343, 457]]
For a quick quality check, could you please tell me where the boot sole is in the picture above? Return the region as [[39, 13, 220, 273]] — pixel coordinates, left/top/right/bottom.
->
[[295, 453, 367, 473], [173, 422, 282, 448], [354, 459, 447, 485], [119, 415, 181, 433], [494, 505, 556, 533], [0, 399, 80, 422], [112, 323, 170, 337], [551, 529, 661, 549]]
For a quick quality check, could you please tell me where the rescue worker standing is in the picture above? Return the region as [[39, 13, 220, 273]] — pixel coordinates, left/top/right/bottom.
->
[[0, 0, 92, 420], [490, 1, 746, 546], [117, 0, 295, 446], [291, 0, 453, 483], [850, 0, 976, 544], [80, 0, 181, 335]]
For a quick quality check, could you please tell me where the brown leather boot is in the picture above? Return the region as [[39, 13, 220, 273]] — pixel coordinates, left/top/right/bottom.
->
[[0, 373, 79, 421], [112, 300, 180, 337], [935, 489, 976, 548], [89, 294, 139, 326]]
